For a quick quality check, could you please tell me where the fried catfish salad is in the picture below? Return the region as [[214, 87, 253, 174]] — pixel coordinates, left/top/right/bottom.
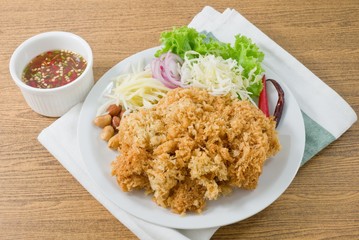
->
[[111, 87, 281, 214]]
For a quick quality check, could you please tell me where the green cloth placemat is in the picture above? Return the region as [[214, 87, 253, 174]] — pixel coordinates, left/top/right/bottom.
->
[[301, 112, 336, 165]]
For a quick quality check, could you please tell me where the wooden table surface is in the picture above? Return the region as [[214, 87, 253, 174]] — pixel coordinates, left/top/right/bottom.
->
[[1, 0, 358, 239]]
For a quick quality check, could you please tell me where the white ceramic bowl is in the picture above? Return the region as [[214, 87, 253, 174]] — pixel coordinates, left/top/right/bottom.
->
[[9, 31, 94, 117]]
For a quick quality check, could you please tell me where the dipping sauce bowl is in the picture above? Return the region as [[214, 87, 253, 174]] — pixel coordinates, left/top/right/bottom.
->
[[9, 31, 94, 117]]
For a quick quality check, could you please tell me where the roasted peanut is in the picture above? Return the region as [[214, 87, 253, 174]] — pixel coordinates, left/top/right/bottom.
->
[[107, 104, 122, 117], [94, 114, 112, 128], [108, 133, 120, 150], [112, 116, 121, 129], [101, 125, 114, 141]]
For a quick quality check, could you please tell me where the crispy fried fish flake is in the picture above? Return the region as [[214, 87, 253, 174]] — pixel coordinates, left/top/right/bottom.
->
[[111, 87, 280, 214]]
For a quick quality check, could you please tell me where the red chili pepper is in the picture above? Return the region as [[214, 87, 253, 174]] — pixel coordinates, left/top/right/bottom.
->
[[258, 76, 285, 128], [258, 75, 270, 117], [267, 79, 285, 127]]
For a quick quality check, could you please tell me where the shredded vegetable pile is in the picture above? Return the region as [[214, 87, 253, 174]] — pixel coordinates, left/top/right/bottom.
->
[[180, 51, 257, 104], [154, 26, 265, 98], [151, 26, 264, 103], [98, 26, 266, 115], [97, 66, 170, 116]]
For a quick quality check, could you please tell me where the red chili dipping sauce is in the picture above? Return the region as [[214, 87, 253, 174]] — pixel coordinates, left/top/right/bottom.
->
[[22, 50, 87, 89]]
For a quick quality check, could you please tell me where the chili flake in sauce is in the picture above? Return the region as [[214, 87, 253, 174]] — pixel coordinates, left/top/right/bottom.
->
[[22, 50, 87, 89]]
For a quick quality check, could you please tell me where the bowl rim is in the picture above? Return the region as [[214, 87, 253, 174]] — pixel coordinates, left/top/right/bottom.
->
[[9, 31, 93, 93]]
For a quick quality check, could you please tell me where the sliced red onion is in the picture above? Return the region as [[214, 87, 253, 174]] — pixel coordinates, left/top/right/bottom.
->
[[151, 52, 183, 89], [163, 52, 183, 86], [151, 58, 162, 80], [151, 58, 177, 89]]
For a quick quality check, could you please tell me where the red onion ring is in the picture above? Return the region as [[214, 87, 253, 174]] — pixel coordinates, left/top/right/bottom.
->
[[151, 52, 183, 89], [151, 58, 177, 88], [163, 52, 183, 86]]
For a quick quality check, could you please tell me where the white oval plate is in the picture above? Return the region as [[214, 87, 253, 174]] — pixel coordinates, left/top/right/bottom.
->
[[78, 47, 305, 229]]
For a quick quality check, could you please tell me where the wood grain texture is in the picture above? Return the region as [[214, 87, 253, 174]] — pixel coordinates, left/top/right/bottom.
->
[[0, 0, 358, 239]]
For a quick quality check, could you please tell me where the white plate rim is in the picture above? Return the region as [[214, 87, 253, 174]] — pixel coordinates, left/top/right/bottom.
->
[[78, 46, 305, 229]]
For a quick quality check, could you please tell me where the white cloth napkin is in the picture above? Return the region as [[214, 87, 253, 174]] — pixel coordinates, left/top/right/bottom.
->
[[38, 6, 357, 240]]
